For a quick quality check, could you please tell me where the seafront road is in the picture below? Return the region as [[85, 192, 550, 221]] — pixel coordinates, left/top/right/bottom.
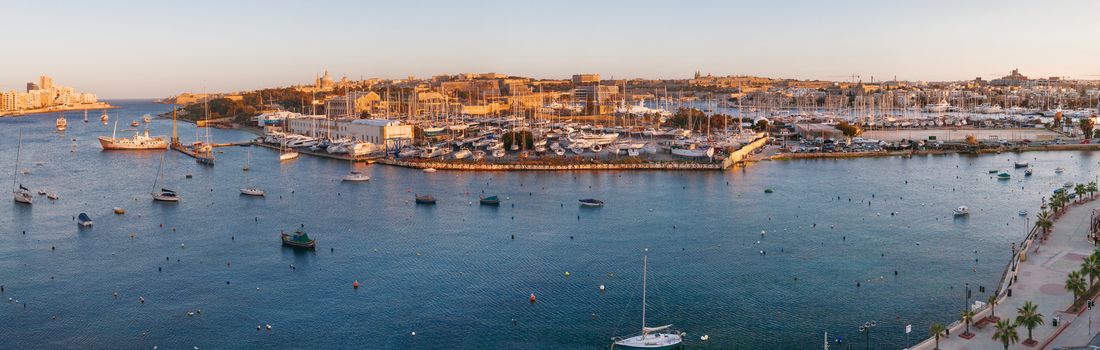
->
[[911, 198, 1099, 350]]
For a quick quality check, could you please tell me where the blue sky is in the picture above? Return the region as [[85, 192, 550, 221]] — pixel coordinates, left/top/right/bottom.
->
[[2, 0, 1098, 98]]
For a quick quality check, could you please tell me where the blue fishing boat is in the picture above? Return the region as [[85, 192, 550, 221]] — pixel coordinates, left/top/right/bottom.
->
[[997, 172, 1010, 180]]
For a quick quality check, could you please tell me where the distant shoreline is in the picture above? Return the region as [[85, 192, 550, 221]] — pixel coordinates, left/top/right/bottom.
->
[[0, 103, 119, 117]]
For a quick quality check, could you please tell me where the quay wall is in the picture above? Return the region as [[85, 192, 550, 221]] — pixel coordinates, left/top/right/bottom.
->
[[721, 135, 769, 168], [377, 159, 724, 171]]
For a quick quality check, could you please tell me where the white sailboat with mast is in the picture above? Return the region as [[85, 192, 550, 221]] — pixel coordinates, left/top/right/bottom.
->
[[611, 249, 684, 349], [12, 130, 32, 205]]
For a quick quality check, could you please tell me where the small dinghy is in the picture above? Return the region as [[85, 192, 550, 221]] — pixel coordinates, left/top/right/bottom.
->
[[579, 198, 605, 207], [415, 194, 436, 205], [77, 213, 94, 227], [479, 195, 500, 206]]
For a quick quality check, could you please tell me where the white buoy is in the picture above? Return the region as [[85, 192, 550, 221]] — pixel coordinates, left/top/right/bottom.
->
[[701, 334, 710, 341], [266, 324, 272, 330], [411, 331, 416, 336], [599, 284, 605, 291]]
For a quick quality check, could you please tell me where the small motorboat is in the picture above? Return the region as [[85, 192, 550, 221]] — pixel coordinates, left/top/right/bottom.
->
[[764, 188, 774, 193], [997, 172, 1011, 180], [240, 187, 265, 196], [1055, 167, 1065, 174], [953, 206, 970, 216], [46, 192, 59, 200], [279, 151, 299, 162], [479, 195, 500, 206], [415, 194, 436, 205], [1024, 169, 1033, 177], [343, 171, 371, 182], [988, 169, 998, 174], [37, 189, 47, 195], [77, 213, 94, 227], [579, 198, 605, 207], [423, 168, 437, 173], [1018, 210, 1028, 216], [281, 229, 316, 249], [130, 120, 140, 127], [1014, 161, 1029, 168], [113, 207, 126, 215]]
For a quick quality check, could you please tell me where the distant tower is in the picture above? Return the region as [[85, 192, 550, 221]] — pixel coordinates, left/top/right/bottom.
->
[[39, 75, 53, 90], [26, 82, 38, 92], [694, 71, 701, 79]]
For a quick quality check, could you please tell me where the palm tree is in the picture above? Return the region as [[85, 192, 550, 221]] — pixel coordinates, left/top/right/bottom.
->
[[1066, 270, 1087, 304], [1088, 181, 1098, 198], [929, 323, 946, 350], [1075, 183, 1088, 202], [960, 309, 975, 336], [1036, 210, 1053, 235], [1082, 253, 1100, 287], [987, 294, 999, 320], [1015, 301, 1044, 343], [992, 319, 1019, 350]]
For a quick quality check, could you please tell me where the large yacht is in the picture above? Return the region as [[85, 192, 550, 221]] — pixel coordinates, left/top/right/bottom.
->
[[98, 129, 168, 150], [921, 99, 952, 113]]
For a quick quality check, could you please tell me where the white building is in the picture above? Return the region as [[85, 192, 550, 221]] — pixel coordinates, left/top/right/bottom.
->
[[286, 116, 413, 151]]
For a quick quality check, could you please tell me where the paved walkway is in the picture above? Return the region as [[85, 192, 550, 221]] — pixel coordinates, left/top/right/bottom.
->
[[911, 198, 1099, 350]]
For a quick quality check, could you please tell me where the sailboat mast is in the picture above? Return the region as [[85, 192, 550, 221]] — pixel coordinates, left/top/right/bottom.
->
[[13, 130, 21, 192], [153, 155, 164, 194], [641, 253, 647, 333]]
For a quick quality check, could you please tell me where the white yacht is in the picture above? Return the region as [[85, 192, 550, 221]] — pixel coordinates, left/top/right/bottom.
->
[[611, 250, 684, 350], [151, 155, 179, 202], [12, 131, 32, 205], [922, 100, 952, 113], [239, 187, 265, 196]]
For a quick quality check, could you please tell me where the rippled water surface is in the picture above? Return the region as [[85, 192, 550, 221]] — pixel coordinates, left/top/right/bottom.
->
[[1, 100, 1097, 349]]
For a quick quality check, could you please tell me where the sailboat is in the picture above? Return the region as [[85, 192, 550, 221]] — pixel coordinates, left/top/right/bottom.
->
[[240, 153, 265, 196], [194, 95, 216, 166], [100, 110, 109, 124], [279, 135, 299, 161], [151, 155, 179, 202], [243, 147, 252, 171], [83, 109, 89, 123], [12, 130, 33, 205], [611, 249, 683, 350], [342, 158, 370, 182]]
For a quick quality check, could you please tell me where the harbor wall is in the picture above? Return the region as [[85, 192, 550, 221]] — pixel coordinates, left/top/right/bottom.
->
[[377, 158, 724, 171], [721, 135, 769, 168]]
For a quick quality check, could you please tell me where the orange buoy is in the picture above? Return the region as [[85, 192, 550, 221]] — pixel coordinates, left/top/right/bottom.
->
[[353, 280, 360, 289], [529, 293, 536, 303]]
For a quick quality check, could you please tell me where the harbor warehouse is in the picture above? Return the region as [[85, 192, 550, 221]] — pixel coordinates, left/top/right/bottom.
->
[[286, 116, 413, 150]]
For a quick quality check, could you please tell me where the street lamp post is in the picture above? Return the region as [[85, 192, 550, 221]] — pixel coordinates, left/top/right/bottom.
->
[[859, 321, 877, 350]]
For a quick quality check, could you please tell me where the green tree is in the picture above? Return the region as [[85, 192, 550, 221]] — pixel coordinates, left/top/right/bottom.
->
[[753, 119, 769, 132], [1082, 252, 1100, 287], [960, 309, 975, 336], [1066, 270, 1088, 304], [1080, 118, 1095, 139], [1014, 301, 1044, 343], [1075, 183, 1088, 202], [992, 319, 1019, 350], [1088, 181, 1098, 198], [929, 323, 946, 350], [834, 121, 862, 142], [502, 131, 534, 151], [1036, 211, 1053, 235]]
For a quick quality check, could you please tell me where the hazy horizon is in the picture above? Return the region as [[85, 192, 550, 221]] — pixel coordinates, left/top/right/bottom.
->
[[3, 0, 1099, 98]]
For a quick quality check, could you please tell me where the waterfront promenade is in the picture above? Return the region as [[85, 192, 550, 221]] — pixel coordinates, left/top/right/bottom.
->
[[911, 198, 1100, 350]]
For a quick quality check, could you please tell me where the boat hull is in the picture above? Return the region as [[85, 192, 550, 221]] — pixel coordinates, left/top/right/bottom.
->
[[98, 136, 168, 150]]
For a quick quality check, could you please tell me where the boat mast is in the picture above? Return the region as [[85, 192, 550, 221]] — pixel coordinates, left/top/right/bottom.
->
[[13, 130, 21, 192], [152, 154, 164, 195], [641, 250, 648, 334]]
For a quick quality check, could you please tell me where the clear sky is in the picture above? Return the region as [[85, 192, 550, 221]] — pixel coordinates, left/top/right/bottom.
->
[[3, 0, 1099, 98]]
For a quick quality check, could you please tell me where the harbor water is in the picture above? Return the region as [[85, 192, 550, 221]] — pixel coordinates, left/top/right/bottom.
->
[[1, 100, 1097, 349]]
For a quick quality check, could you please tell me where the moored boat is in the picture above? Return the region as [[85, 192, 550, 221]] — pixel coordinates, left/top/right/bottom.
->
[[415, 194, 436, 204], [77, 213, 93, 227], [997, 172, 1011, 180], [953, 206, 970, 216], [579, 198, 604, 207], [479, 195, 500, 206], [1014, 161, 1028, 168], [281, 229, 316, 249], [240, 187, 265, 196], [113, 207, 126, 215], [611, 249, 684, 350]]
